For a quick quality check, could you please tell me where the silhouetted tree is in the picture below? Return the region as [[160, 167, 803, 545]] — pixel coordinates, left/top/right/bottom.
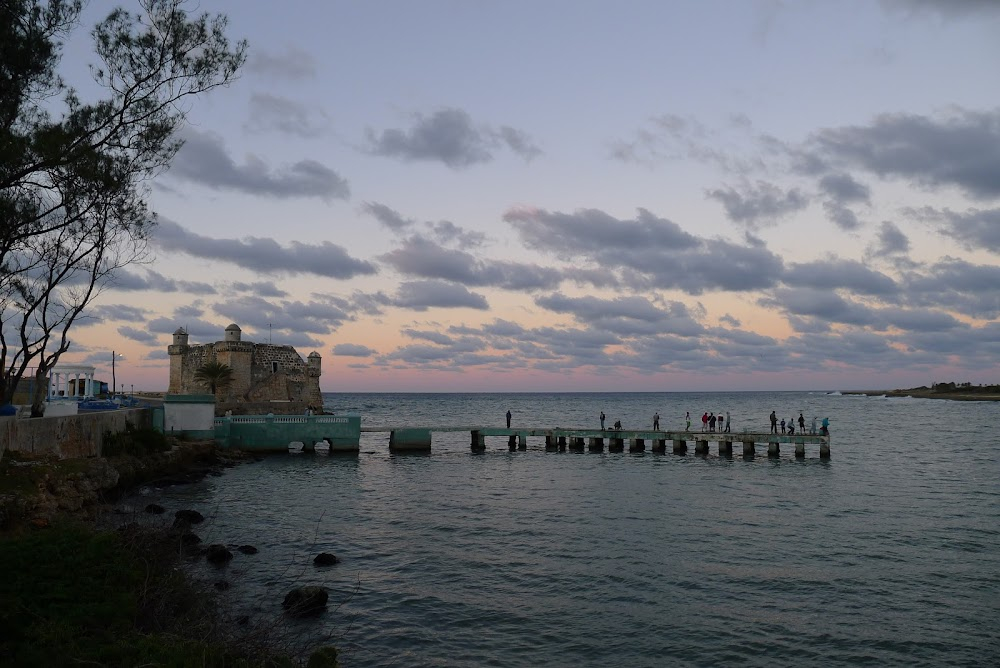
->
[[1, 0, 247, 415]]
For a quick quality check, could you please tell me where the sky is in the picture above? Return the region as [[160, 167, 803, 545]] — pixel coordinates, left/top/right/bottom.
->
[[51, 0, 1000, 393]]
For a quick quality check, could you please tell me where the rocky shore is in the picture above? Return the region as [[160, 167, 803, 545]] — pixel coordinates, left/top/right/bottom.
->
[[844, 386, 1000, 401], [0, 439, 343, 666], [0, 439, 249, 529]]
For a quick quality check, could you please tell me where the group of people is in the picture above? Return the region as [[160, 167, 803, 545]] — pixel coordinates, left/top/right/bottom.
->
[[507, 407, 828, 437], [769, 411, 830, 436], [698, 410, 731, 433]]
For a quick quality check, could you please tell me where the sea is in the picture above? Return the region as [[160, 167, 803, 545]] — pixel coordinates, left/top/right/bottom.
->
[[132, 391, 1000, 667]]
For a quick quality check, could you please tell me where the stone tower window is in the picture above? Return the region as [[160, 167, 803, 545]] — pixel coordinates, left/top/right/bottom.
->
[[271, 361, 279, 373]]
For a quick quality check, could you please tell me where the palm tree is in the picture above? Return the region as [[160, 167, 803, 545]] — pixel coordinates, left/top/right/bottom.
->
[[194, 361, 234, 395]]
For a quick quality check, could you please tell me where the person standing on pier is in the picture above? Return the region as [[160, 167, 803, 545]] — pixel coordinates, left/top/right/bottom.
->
[[770, 411, 778, 434], [702, 412, 708, 432], [798, 413, 805, 433], [811, 416, 818, 434], [653, 412, 660, 430], [821, 417, 830, 436], [506, 410, 512, 428], [686, 411, 691, 430], [725, 411, 731, 432], [600, 411, 606, 430], [709, 412, 716, 432], [780, 417, 786, 434]]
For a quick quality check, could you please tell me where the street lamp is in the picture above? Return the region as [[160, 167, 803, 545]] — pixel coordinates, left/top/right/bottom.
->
[[111, 351, 123, 398]]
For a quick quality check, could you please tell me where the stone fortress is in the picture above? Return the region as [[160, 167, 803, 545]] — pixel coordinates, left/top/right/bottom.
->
[[168, 323, 322, 414]]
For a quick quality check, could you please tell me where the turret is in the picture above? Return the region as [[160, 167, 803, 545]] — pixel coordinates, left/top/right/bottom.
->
[[307, 351, 322, 377], [172, 327, 189, 347], [224, 323, 242, 342]]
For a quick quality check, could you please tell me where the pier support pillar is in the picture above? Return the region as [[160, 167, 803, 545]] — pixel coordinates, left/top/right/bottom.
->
[[569, 437, 585, 452], [558, 435, 567, 452], [672, 439, 687, 454], [719, 440, 733, 455], [518, 434, 526, 451], [652, 439, 666, 453], [630, 438, 645, 453], [390, 429, 432, 453], [768, 442, 779, 456], [742, 441, 755, 456], [820, 441, 831, 458], [545, 435, 558, 452], [695, 439, 709, 454], [470, 430, 485, 452], [795, 441, 805, 457], [608, 438, 624, 452], [588, 437, 604, 453]]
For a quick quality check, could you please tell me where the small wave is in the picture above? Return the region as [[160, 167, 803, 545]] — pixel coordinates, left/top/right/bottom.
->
[[826, 391, 842, 396]]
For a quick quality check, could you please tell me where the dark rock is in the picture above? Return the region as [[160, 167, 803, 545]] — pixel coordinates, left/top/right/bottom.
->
[[282, 586, 328, 617], [174, 509, 204, 524], [209, 470, 223, 477], [206, 544, 233, 564], [313, 552, 339, 566], [144, 503, 165, 514], [238, 545, 258, 555], [236, 615, 250, 626], [213, 580, 231, 591], [180, 531, 201, 546]]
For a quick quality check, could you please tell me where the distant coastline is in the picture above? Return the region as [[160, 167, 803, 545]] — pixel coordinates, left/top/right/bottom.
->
[[845, 384, 1000, 402]]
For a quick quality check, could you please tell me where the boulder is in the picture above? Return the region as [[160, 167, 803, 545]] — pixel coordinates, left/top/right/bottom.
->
[[237, 545, 258, 555], [282, 586, 329, 617], [205, 544, 233, 564], [313, 552, 339, 566], [144, 503, 165, 514], [174, 509, 204, 524]]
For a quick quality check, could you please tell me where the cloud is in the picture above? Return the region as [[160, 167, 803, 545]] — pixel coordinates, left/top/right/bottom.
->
[[870, 221, 911, 257], [213, 295, 353, 335], [154, 219, 377, 279], [230, 281, 289, 298], [364, 108, 541, 168], [806, 109, 1000, 200], [392, 280, 489, 311], [818, 173, 872, 204], [109, 268, 216, 294], [169, 128, 349, 200], [332, 343, 376, 357], [783, 259, 899, 296], [361, 201, 415, 232], [380, 235, 563, 291], [247, 46, 317, 80], [706, 181, 810, 228], [504, 206, 784, 295], [362, 202, 487, 248], [922, 207, 1000, 253], [245, 92, 329, 137], [117, 326, 160, 344]]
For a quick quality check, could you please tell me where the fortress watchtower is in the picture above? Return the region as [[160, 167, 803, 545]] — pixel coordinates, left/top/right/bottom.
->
[[307, 351, 322, 378], [167, 327, 189, 394]]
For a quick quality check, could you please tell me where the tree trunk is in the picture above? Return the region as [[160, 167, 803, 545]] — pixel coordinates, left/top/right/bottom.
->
[[30, 366, 50, 417]]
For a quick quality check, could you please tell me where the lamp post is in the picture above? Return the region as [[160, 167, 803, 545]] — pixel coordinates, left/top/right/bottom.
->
[[111, 351, 122, 398]]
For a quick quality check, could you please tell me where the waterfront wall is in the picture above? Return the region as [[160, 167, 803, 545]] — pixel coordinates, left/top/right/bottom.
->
[[1, 409, 152, 459]]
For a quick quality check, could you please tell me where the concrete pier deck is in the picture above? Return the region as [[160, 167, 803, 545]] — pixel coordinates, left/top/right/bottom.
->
[[362, 426, 831, 457]]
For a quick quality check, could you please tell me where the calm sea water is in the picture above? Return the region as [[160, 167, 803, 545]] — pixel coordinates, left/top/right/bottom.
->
[[142, 392, 1000, 667]]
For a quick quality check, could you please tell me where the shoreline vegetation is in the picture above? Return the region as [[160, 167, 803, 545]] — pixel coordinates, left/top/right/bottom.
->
[[0, 435, 341, 667], [844, 382, 1000, 402]]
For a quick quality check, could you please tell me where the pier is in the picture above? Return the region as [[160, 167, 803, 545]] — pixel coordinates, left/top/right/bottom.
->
[[364, 426, 831, 458]]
